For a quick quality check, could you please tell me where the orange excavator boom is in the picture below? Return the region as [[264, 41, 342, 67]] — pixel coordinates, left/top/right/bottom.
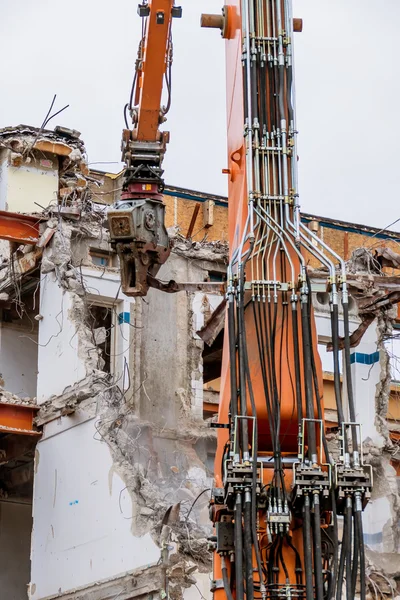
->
[[107, 1, 181, 296]]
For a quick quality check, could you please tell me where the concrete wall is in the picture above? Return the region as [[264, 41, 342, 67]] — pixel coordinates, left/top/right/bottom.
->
[[136, 252, 224, 426], [30, 416, 160, 600], [37, 273, 85, 403], [0, 501, 32, 600], [0, 323, 38, 398], [0, 155, 58, 213]]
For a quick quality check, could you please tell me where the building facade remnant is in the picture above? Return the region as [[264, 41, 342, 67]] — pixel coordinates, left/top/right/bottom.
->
[[0, 125, 398, 599]]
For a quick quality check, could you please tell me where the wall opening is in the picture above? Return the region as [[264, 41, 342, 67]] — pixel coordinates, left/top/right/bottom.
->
[[85, 303, 114, 374], [202, 329, 223, 419], [0, 293, 39, 399], [0, 432, 37, 598]]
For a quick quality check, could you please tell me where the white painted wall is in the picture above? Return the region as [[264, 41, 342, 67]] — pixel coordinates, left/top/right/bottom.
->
[[348, 320, 383, 446], [0, 323, 38, 398], [0, 501, 32, 600], [192, 293, 224, 417], [37, 273, 85, 403], [0, 152, 8, 211], [0, 157, 58, 213], [30, 417, 160, 600], [80, 267, 133, 381], [184, 573, 212, 600]]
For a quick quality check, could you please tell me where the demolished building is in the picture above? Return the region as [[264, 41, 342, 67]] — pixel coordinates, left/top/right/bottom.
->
[[0, 125, 398, 600]]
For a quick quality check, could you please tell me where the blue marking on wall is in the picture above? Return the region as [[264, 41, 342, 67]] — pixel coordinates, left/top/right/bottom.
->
[[118, 312, 130, 325], [350, 351, 380, 366], [363, 532, 382, 545], [69, 500, 79, 506]]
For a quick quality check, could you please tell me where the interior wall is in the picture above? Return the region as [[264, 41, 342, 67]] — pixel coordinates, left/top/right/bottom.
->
[[37, 273, 85, 403], [3, 158, 58, 213], [30, 416, 159, 599], [0, 501, 32, 600], [0, 324, 38, 398]]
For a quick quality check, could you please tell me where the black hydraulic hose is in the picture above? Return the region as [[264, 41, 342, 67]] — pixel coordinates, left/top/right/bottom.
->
[[244, 491, 255, 600], [250, 52, 258, 126], [312, 493, 325, 600], [336, 508, 348, 600], [303, 495, 314, 600], [287, 65, 294, 125], [301, 297, 317, 459], [292, 301, 303, 424], [253, 302, 276, 451], [355, 509, 366, 600], [278, 65, 286, 123], [268, 62, 275, 132], [268, 535, 279, 585], [260, 61, 267, 135], [307, 289, 338, 600], [241, 304, 264, 587], [286, 533, 304, 586], [342, 301, 358, 453], [330, 304, 345, 425], [328, 490, 339, 600], [228, 294, 238, 425], [237, 289, 249, 455], [222, 556, 234, 600], [351, 510, 359, 600], [235, 493, 244, 600], [242, 46, 249, 125], [345, 498, 353, 600], [278, 535, 290, 582]]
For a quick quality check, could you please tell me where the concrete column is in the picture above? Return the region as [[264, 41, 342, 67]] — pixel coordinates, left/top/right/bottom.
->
[[347, 319, 385, 447]]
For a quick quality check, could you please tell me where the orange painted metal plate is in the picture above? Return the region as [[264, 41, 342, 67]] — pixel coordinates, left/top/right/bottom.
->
[[0, 211, 42, 245], [137, 0, 174, 142], [0, 402, 41, 436]]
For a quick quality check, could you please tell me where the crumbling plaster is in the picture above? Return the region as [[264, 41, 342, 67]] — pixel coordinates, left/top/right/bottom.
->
[[31, 220, 227, 599]]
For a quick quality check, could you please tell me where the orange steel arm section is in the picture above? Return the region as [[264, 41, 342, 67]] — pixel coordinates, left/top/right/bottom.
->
[[135, 0, 176, 142], [0, 211, 42, 245]]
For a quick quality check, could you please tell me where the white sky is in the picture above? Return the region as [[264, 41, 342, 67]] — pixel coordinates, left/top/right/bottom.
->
[[1, 1, 400, 229]]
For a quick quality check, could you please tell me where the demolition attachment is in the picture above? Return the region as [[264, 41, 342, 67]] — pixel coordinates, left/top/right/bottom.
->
[[107, 1, 181, 296]]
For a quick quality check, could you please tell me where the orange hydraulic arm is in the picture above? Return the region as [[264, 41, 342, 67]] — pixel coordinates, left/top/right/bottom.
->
[[134, 0, 178, 142], [108, 1, 181, 296], [201, 3, 372, 600]]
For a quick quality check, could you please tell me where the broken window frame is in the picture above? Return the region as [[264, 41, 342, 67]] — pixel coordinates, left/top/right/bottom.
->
[[86, 297, 124, 378]]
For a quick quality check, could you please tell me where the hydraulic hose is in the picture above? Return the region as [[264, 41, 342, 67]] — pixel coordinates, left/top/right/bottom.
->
[[221, 556, 234, 600], [336, 508, 348, 600], [342, 301, 359, 454], [312, 493, 325, 600], [244, 490, 255, 600], [234, 493, 244, 600], [228, 294, 238, 427], [345, 497, 353, 600], [355, 509, 366, 600], [303, 495, 314, 600], [292, 301, 303, 424], [331, 304, 345, 425], [301, 297, 317, 460], [237, 289, 249, 456]]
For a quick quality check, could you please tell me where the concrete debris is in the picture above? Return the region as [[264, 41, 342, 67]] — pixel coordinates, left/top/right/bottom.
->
[[1, 124, 400, 597], [170, 231, 228, 264], [346, 247, 382, 274], [0, 387, 36, 407]]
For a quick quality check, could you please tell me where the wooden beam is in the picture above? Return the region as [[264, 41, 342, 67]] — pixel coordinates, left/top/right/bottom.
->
[[186, 203, 201, 238]]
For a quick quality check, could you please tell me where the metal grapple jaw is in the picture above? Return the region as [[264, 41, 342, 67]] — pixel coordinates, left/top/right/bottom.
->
[[107, 197, 170, 296]]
